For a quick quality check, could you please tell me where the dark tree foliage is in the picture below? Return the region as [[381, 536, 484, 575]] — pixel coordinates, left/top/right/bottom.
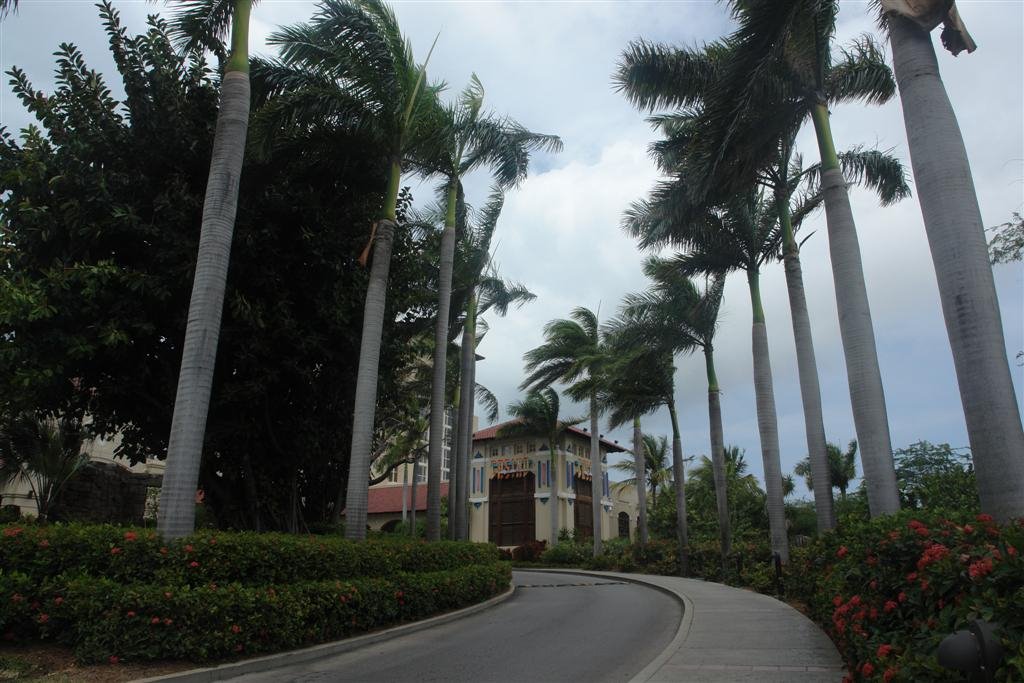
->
[[0, 3, 436, 531]]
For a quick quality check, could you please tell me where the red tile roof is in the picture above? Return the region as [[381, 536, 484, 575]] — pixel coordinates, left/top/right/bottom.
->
[[473, 419, 626, 453], [365, 482, 449, 514]]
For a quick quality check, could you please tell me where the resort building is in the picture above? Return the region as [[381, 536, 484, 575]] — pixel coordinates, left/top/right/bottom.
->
[[467, 420, 631, 546]]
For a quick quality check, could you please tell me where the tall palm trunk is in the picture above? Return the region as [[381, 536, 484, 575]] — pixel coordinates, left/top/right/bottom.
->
[[888, 16, 1024, 521], [633, 416, 648, 544], [705, 346, 731, 557], [448, 396, 460, 541], [344, 159, 402, 540], [410, 455, 419, 537], [747, 270, 788, 563], [454, 295, 476, 540], [401, 454, 409, 523], [778, 198, 836, 531], [158, 1, 252, 541], [549, 438, 559, 545], [810, 103, 901, 516], [427, 182, 459, 541], [589, 393, 603, 556], [667, 397, 689, 576]]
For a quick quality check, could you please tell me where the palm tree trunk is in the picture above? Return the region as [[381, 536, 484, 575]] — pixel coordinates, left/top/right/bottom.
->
[[810, 103, 901, 517], [704, 346, 731, 558], [747, 270, 789, 564], [426, 182, 459, 541], [454, 295, 477, 540], [888, 15, 1024, 521], [401, 455, 409, 524], [448, 398, 460, 541], [633, 416, 648, 544], [549, 439, 559, 545], [589, 393, 603, 556], [778, 197, 836, 531], [667, 397, 689, 576], [157, 2, 251, 541], [343, 159, 402, 540], [410, 455, 419, 537]]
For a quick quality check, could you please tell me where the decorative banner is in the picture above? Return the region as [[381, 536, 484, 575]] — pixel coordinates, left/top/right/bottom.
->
[[491, 455, 531, 476]]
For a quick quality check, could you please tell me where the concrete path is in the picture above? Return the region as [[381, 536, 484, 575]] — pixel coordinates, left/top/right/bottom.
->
[[531, 569, 846, 683]]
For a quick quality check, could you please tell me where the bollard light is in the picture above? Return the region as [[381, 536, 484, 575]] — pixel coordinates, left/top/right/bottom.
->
[[937, 620, 1003, 683]]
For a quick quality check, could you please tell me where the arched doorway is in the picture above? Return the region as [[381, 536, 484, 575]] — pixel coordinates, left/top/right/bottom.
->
[[573, 475, 593, 539], [488, 472, 535, 546], [618, 511, 630, 539]]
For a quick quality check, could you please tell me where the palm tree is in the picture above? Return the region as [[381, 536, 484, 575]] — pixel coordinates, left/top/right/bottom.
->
[[618, 263, 731, 559], [882, 8, 1024, 521], [0, 414, 91, 521], [688, 445, 767, 539], [158, 0, 256, 540], [794, 439, 858, 500], [422, 78, 560, 541], [611, 434, 671, 500], [617, 6, 903, 518], [521, 307, 609, 555], [251, 0, 445, 540], [498, 388, 582, 545], [0, 1, 17, 18]]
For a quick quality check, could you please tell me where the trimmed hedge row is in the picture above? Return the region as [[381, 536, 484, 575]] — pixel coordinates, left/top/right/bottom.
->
[[789, 511, 1024, 682], [1, 562, 511, 663], [0, 524, 500, 585]]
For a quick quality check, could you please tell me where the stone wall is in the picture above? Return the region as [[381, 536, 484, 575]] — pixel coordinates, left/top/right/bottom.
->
[[51, 462, 162, 525]]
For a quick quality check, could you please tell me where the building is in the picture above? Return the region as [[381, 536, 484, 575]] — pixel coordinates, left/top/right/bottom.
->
[[467, 420, 632, 546]]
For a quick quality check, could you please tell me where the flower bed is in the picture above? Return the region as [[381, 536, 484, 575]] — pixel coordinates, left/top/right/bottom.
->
[[0, 523, 510, 664], [1, 562, 510, 663], [789, 511, 1024, 681], [0, 524, 500, 586]]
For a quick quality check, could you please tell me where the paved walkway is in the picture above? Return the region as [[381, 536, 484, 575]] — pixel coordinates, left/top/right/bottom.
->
[[530, 569, 846, 683]]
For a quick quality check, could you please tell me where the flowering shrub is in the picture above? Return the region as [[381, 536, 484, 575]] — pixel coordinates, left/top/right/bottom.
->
[[0, 562, 510, 663], [789, 511, 1024, 681], [0, 524, 499, 586]]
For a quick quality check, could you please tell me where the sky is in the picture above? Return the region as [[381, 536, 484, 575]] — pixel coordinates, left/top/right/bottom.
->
[[1, 1, 1021, 499]]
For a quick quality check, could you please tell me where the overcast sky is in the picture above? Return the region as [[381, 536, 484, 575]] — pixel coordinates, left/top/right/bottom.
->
[[2, 1, 1021, 498]]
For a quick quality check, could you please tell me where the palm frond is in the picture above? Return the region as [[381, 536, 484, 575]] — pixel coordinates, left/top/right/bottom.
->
[[475, 383, 500, 423], [613, 39, 724, 112], [825, 35, 895, 106]]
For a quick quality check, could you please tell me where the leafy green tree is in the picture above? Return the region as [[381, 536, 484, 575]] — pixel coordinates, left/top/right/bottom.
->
[[251, 0, 446, 540], [0, 414, 90, 521], [988, 213, 1024, 265], [521, 307, 610, 555], [894, 440, 978, 512], [0, 5, 435, 532], [612, 435, 671, 503], [498, 388, 583, 545], [795, 440, 858, 502], [882, 5, 1024, 522], [683, 446, 767, 542]]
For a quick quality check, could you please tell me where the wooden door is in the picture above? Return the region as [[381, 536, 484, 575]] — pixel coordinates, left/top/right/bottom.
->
[[573, 477, 593, 539], [488, 473, 536, 546]]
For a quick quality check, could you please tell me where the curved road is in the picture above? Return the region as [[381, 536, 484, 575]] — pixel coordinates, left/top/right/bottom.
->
[[237, 570, 681, 683]]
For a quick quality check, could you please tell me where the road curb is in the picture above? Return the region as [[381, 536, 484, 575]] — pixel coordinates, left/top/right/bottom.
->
[[133, 585, 517, 683], [514, 567, 693, 683]]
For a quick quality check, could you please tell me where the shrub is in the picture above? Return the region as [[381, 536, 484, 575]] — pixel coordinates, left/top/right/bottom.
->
[[511, 540, 547, 562], [0, 562, 511, 663], [0, 524, 499, 586], [789, 511, 1024, 681], [540, 541, 591, 566]]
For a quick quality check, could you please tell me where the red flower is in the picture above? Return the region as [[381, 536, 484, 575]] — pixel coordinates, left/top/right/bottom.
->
[[963, 524, 974, 534], [888, 530, 900, 540], [189, 561, 200, 568], [127, 611, 136, 618], [877, 644, 893, 659], [977, 513, 994, 523], [869, 607, 878, 620], [906, 572, 917, 581], [163, 618, 173, 626], [862, 662, 875, 677], [968, 557, 993, 580], [883, 666, 899, 682], [37, 614, 49, 624], [184, 544, 194, 553], [234, 644, 244, 653], [849, 595, 861, 606], [53, 597, 63, 606], [836, 546, 849, 559], [231, 624, 241, 634], [915, 527, 930, 537], [109, 655, 120, 665], [110, 547, 122, 555], [833, 595, 843, 607], [866, 555, 878, 566], [38, 539, 50, 548], [898, 592, 907, 603], [920, 579, 930, 591], [160, 547, 168, 555], [3, 527, 23, 537], [164, 592, 172, 599], [123, 531, 138, 542], [1008, 545, 1017, 557], [151, 617, 160, 625], [869, 580, 878, 590]]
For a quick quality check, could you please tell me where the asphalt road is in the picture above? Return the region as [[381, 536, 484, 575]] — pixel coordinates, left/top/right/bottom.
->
[[235, 570, 681, 683]]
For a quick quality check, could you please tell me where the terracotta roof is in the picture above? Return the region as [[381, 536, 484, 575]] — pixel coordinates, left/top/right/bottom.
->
[[364, 482, 449, 514], [473, 419, 626, 453]]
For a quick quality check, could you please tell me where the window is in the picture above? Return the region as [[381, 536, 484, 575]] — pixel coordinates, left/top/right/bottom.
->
[[514, 443, 524, 454], [388, 467, 401, 483], [491, 447, 499, 457], [442, 447, 451, 482], [502, 445, 511, 456], [416, 456, 427, 483], [527, 442, 536, 453]]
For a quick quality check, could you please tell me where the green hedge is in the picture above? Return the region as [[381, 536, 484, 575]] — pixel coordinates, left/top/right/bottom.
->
[[789, 511, 1024, 682], [0, 524, 499, 586], [1, 562, 511, 663]]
